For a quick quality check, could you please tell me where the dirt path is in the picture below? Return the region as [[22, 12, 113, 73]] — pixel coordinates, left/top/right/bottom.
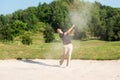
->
[[0, 59, 120, 80]]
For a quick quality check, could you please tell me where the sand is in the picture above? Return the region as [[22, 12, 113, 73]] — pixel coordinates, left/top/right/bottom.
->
[[0, 59, 120, 80]]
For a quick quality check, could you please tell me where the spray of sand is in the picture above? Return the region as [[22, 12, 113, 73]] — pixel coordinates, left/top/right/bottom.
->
[[68, 1, 94, 30]]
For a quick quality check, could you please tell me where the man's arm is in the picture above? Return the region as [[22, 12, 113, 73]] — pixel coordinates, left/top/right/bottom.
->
[[57, 29, 63, 34], [64, 25, 75, 35]]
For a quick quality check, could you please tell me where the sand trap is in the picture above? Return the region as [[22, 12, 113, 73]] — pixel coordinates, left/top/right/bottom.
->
[[0, 59, 120, 80]]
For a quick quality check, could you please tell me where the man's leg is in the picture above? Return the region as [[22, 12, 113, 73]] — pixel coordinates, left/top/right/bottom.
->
[[66, 44, 73, 66], [60, 45, 68, 66]]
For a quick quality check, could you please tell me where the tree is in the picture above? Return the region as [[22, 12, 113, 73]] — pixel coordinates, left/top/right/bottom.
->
[[0, 24, 13, 41], [43, 24, 55, 43], [21, 7, 39, 31], [50, 1, 68, 31], [88, 2, 102, 39], [38, 3, 52, 23], [102, 6, 120, 41], [11, 20, 27, 37]]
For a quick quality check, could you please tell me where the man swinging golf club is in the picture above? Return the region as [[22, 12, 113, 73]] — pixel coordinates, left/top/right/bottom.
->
[[57, 24, 75, 67]]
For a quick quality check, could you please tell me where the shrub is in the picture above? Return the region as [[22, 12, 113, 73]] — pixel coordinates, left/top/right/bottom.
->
[[21, 32, 32, 45]]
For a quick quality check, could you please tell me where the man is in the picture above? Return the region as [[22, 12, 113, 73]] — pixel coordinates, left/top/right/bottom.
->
[[57, 25, 75, 67]]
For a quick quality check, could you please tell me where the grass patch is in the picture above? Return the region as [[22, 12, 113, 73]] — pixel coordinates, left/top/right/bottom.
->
[[0, 33, 120, 60], [72, 40, 120, 60]]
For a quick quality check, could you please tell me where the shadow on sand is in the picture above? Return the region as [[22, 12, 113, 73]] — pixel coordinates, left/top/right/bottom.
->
[[17, 58, 60, 68]]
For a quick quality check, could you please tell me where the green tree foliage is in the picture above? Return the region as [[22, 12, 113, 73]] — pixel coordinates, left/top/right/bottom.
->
[[87, 2, 105, 40], [11, 20, 27, 37], [38, 3, 52, 23], [12, 7, 39, 31], [50, 1, 68, 30], [99, 6, 120, 41], [32, 22, 46, 32], [43, 24, 55, 43], [0, 24, 13, 41], [0, 0, 120, 42], [21, 32, 32, 45], [22, 7, 39, 31], [0, 15, 14, 41]]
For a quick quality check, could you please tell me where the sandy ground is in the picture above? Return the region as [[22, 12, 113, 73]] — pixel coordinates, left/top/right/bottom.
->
[[0, 59, 120, 80]]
